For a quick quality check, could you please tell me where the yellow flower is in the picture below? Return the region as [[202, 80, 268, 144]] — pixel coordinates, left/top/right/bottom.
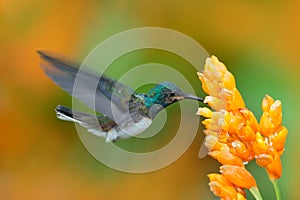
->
[[197, 56, 244, 111], [197, 56, 288, 199]]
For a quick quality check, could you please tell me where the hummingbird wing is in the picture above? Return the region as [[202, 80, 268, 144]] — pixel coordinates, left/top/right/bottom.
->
[[38, 51, 135, 125]]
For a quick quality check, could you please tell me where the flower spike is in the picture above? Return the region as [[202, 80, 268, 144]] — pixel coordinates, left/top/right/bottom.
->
[[197, 56, 287, 200]]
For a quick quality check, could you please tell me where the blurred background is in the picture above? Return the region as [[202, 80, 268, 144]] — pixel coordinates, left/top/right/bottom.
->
[[1, 0, 299, 199]]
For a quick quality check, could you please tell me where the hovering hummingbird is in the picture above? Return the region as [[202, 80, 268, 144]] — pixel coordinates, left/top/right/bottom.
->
[[38, 51, 203, 142]]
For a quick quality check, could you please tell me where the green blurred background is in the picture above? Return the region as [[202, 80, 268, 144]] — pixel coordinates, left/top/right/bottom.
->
[[1, 0, 299, 199]]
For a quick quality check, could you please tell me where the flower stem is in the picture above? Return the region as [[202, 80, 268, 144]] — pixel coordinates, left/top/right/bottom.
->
[[271, 179, 281, 200], [249, 187, 263, 200]]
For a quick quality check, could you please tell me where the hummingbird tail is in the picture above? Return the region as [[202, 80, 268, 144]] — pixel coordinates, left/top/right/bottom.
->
[[55, 105, 116, 139], [55, 105, 78, 122], [55, 105, 99, 126]]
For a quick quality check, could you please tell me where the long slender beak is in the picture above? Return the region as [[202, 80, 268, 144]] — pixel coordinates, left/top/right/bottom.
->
[[183, 94, 204, 102]]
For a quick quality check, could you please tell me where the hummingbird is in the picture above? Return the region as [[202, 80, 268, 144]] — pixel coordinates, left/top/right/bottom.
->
[[38, 51, 203, 142]]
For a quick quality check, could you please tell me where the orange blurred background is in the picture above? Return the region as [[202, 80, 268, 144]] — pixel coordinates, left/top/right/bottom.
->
[[1, 1, 299, 199]]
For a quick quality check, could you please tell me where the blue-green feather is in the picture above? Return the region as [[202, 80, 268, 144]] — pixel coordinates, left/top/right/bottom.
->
[[143, 82, 176, 108]]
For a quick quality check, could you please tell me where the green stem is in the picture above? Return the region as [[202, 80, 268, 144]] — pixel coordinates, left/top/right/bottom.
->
[[271, 179, 281, 200], [249, 187, 263, 200]]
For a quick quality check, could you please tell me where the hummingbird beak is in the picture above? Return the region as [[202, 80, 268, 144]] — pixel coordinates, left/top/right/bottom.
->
[[183, 94, 204, 102]]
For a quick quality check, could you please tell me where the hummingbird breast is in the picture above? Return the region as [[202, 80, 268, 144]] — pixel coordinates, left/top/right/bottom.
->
[[105, 117, 152, 142]]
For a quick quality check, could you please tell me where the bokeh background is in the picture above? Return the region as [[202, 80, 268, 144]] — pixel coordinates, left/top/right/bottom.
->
[[1, 1, 299, 199]]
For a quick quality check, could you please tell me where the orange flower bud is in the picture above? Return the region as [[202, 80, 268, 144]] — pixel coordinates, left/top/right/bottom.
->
[[262, 95, 275, 112], [266, 152, 282, 180], [208, 173, 237, 199], [228, 113, 243, 134], [260, 113, 275, 137], [229, 88, 245, 110], [240, 109, 260, 133], [269, 100, 282, 119], [253, 132, 268, 154], [229, 140, 254, 161], [269, 100, 282, 128], [270, 126, 288, 152], [220, 165, 257, 189], [219, 132, 231, 144], [208, 173, 232, 187], [255, 154, 273, 167], [230, 140, 247, 155], [223, 70, 236, 91], [211, 141, 227, 151], [237, 124, 256, 141], [209, 146, 244, 167]]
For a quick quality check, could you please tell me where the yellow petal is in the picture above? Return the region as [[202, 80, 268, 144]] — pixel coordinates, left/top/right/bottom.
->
[[204, 96, 226, 111], [201, 118, 211, 127], [196, 107, 212, 118], [204, 135, 219, 151], [197, 72, 209, 94], [204, 129, 218, 137]]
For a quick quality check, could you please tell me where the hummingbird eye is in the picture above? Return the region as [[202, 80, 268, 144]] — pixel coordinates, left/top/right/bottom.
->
[[165, 92, 177, 103], [170, 92, 175, 97]]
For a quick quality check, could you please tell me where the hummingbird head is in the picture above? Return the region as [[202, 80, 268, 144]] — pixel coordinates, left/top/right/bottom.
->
[[144, 82, 203, 118]]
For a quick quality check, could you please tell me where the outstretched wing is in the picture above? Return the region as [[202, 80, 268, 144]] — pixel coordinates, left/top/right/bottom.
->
[[38, 50, 135, 125]]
